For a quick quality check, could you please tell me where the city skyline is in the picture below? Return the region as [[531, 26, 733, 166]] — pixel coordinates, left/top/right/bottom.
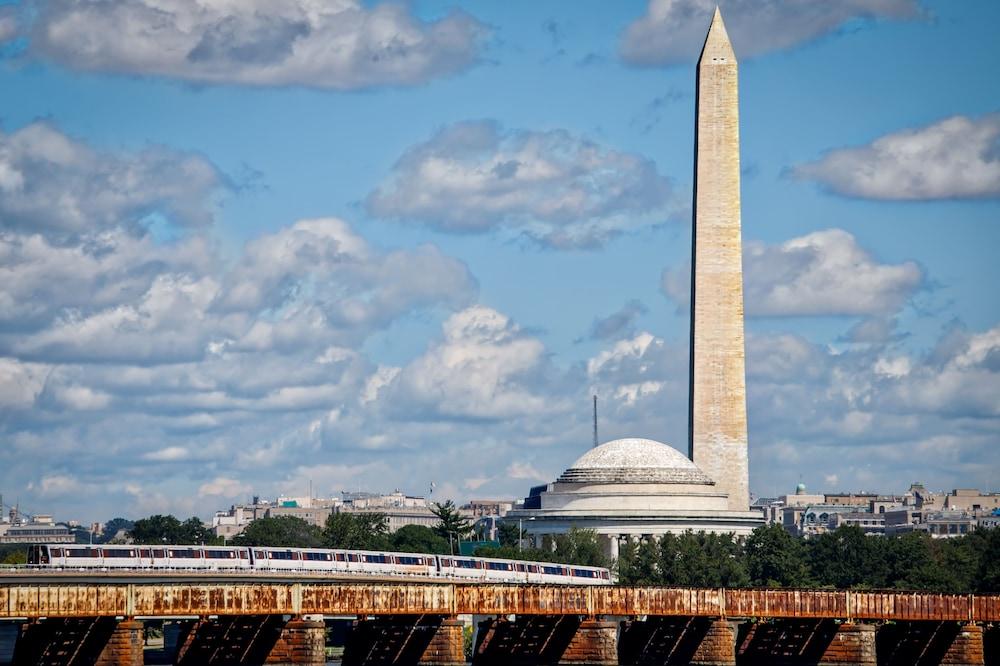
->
[[0, 0, 998, 522]]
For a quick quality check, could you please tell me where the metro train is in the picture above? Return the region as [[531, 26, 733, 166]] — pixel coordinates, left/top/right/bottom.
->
[[26, 544, 611, 585]]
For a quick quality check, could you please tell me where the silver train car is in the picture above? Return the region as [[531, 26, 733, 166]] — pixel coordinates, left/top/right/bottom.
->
[[27, 544, 611, 585]]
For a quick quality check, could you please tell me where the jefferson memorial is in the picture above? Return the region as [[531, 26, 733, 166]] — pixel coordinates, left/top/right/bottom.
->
[[509, 437, 763, 559]]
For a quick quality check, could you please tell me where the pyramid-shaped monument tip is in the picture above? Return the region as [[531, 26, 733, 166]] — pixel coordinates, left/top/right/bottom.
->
[[699, 6, 736, 65]]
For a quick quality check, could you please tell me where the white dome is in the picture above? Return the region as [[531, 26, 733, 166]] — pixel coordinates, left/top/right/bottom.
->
[[558, 437, 713, 485]]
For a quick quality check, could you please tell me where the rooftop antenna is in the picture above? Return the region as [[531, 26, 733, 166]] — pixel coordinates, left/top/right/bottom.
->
[[592, 394, 599, 448]]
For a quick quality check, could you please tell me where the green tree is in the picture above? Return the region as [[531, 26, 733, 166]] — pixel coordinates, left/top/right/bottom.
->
[[389, 525, 449, 554], [656, 532, 748, 588], [1, 548, 26, 565], [615, 538, 640, 584], [179, 517, 217, 545], [99, 518, 134, 544], [431, 500, 472, 550], [659, 532, 708, 585], [352, 512, 389, 549], [704, 532, 750, 588], [232, 516, 323, 548], [633, 538, 660, 585], [497, 522, 522, 548], [969, 526, 1000, 593], [323, 512, 389, 550], [808, 525, 885, 588], [130, 514, 184, 544], [885, 532, 933, 589], [129, 514, 219, 545], [891, 536, 977, 593], [745, 524, 811, 587], [551, 527, 609, 568]]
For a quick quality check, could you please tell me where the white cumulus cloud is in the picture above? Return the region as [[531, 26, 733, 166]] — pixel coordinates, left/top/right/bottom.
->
[[663, 229, 923, 317], [378, 305, 559, 420], [0, 122, 222, 238], [198, 476, 250, 498], [21, 0, 487, 89], [620, 0, 918, 66], [367, 120, 677, 248], [795, 114, 1000, 200]]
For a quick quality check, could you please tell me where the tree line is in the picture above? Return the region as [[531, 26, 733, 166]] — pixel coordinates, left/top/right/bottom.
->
[[120, 500, 476, 554], [616, 524, 1000, 594]]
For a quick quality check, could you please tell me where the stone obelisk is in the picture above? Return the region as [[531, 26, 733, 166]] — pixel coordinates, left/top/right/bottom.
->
[[688, 8, 750, 512]]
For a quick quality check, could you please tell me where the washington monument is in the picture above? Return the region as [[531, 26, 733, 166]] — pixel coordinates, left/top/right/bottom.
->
[[688, 8, 750, 513]]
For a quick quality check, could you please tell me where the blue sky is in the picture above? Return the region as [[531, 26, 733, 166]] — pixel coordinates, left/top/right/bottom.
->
[[0, 0, 997, 522]]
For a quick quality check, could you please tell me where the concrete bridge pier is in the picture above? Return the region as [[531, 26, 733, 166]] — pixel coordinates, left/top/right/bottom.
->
[[472, 614, 616, 665], [735, 619, 876, 666], [818, 623, 877, 666], [341, 614, 465, 666], [94, 618, 144, 666], [618, 616, 736, 665], [265, 616, 326, 665], [172, 614, 325, 665], [10, 616, 143, 666], [558, 616, 617, 665], [689, 619, 737, 666], [941, 624, 985, 666]]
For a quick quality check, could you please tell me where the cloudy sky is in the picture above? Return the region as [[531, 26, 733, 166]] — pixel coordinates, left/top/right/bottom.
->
[[0, 0, 997, 523]]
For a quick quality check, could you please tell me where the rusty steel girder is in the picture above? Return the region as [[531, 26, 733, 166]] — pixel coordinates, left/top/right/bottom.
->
[[1, 582, 998, 622]]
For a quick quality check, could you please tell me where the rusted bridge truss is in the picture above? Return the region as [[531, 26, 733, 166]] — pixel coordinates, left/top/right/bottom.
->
[[1, 582, 998, 622]]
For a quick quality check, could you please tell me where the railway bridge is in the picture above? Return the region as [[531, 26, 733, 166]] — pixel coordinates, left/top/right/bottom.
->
[[0, 577, 997, 665]]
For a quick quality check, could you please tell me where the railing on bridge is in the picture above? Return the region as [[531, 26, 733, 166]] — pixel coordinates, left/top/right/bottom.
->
[[1, 581, 998, 622]]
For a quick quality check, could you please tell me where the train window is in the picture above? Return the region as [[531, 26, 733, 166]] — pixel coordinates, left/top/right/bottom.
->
[[255, 551, 266, 559], [542, 566, 562, 575], [348, 554, 359, 562], [487, 562, 510, 571], [303, 552, 332, 561], [66, 548, 101, 558], [601, 571, 610, 580], [152, 549, 166, 558], [50, 548, 63, 558], [396, 556, 424, 565], [168, 549, 201, 558], [139, 549, 151, 558], [334, 553, 346, 562], [205, 550, 235, 559], [453, 559, 476, 569], [439, 558, 451, 567], [527, 565, 538, 573], [269, 551, 294, 560], [102, 549, 135, 558], [238, 551, 248, 559], [362, 554, 387, 564]]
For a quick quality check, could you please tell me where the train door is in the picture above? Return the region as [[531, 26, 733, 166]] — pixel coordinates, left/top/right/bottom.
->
[[27, 545, 47, 565]]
